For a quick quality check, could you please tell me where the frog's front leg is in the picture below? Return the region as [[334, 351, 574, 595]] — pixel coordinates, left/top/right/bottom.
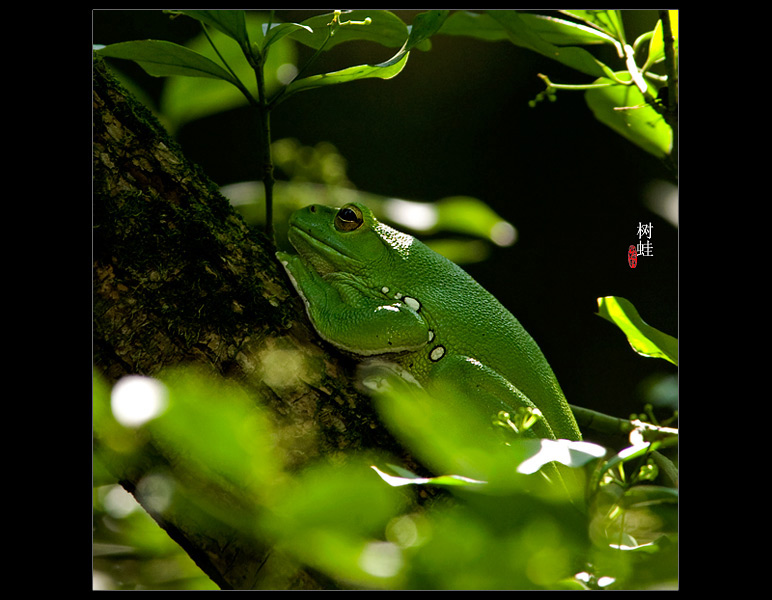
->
[[428, 354, 557, 440], [277, 252, 431, 355]]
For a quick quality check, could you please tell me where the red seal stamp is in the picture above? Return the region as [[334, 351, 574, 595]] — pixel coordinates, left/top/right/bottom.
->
[[628, 245, 638, 269]]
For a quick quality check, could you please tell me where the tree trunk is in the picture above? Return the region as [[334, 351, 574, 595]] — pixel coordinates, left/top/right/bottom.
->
[[92, 57, 414, 590]]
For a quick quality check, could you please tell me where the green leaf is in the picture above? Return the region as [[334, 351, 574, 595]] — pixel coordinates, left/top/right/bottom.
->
[[517, 13, 618, 46], [264, 461, 407, 587], [596, 296, 677, 365], [283, 50, 410, 98], [560, 10, 626, 44], [272, 462, 405, 537], [486, 10, 616, 79], [645, 12, 678, 70], [373, 375, 538, 491], [406, 10, 449, 49], [438, 11, 510, 41], [177, 9, 250, 49], [280, 10, 446, 102], [146, 369, 282, 499], [290, 10, 409, 50], [584, 72, 672, 158], [263, 21, 313, 50], [439, 10, 616, 47], [593, 442, 677, 494], [594, 443, 654, 490], [159, 13, 296, 130], [646, 19, 665, 66], [96, 40, 238, 85]]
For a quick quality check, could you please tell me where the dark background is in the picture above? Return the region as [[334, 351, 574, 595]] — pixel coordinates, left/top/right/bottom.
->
[[93, 10, 678, 425]]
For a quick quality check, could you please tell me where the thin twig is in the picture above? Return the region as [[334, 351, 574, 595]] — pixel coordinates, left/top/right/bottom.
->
[[254, 52, 275, 241]]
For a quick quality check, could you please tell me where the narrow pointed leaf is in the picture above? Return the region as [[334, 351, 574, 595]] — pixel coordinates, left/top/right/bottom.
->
[[439, 10, 615, 47], [438, 11, 510, 41], [486, 10, 616, 79], [178, 10, 249, 49], [160, 13, 293, 131], [560, 9, 625, 43], [523, 13, 617, 46], [284, 50, 409, 97], [646, 19, 665, 66], [96, 40, 238, 84], [406, 10, 449, 49], [597, 296, 677, 365], [263, 21, 314, 50]]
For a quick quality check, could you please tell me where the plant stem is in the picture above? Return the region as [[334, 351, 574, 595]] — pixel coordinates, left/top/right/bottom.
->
[[254, 55, 275, 241], [202, 21, 273, 235], [267, 29, 333, 111], [537, 73, 614, 91], [249, 15, 337, 237]]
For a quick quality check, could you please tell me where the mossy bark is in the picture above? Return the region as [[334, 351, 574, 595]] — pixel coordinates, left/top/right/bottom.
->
[[92, 58, 416, 589]]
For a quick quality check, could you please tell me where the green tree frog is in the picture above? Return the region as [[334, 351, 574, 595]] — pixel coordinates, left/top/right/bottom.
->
[[276, 203, 582, 442]]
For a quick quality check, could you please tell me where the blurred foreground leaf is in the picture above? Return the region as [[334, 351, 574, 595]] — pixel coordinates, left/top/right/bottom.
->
[[94, 361, 675, 589]]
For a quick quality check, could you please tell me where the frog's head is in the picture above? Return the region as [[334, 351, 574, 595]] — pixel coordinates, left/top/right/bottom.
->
[[286, 203, 415, 276]]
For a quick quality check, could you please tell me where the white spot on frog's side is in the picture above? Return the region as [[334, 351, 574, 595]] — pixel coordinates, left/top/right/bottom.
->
[[429, 345, 445, 362], [404, 296, 421, 312], [428, 330, 435, 342], [375, 304, 401, 313], [381, 286, 390, 295]]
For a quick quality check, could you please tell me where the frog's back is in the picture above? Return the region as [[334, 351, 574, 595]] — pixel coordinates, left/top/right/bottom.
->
[[402, 241, 581, 440]]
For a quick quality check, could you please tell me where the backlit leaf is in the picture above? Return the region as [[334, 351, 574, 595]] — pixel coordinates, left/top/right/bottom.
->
[[290, 10, 408, 50], [585, 72, 672, 158], [284, 50, 409, 97], [596, 296, 677, 365], [487, 11, 616, 79]]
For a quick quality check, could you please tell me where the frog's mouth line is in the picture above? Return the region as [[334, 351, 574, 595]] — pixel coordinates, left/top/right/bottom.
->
[[288, 225, 361, 276]]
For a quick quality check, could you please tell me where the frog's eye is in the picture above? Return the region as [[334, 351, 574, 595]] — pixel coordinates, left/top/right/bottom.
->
[[335, 204, 364, 232]]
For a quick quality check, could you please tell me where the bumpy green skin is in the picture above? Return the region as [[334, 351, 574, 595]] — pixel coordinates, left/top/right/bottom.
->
[[277, 203, 581, 441]]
